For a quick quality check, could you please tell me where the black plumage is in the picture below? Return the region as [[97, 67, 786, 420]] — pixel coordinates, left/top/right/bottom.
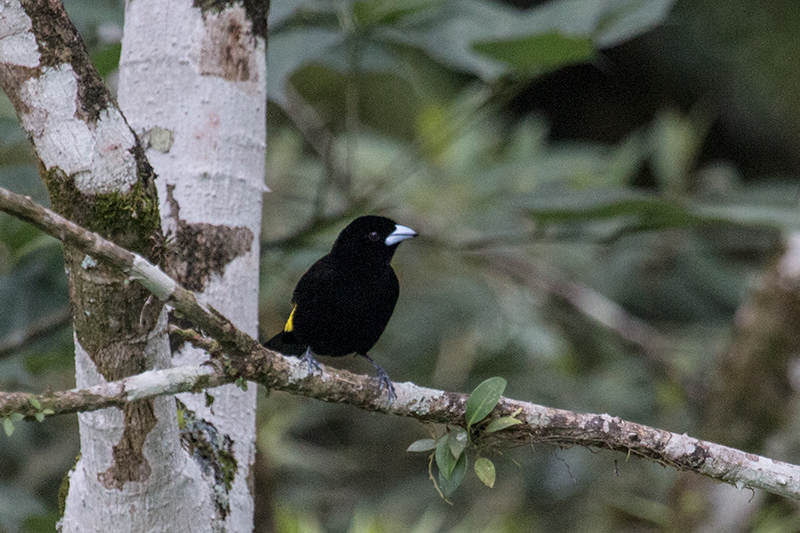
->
[[266, 216, 417, 401]]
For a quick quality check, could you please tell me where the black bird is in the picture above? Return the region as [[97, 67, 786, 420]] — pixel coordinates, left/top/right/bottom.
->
[[266, 216, 417, 402]]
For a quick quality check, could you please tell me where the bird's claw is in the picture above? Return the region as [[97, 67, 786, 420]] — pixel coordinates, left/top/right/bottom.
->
[[362, 353, 396, 404], [300, 348, 322, 376], [375, 368, 396, 405]]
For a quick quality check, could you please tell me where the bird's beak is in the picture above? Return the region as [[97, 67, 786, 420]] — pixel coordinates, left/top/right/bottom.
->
[[385, 224, 418, 246]]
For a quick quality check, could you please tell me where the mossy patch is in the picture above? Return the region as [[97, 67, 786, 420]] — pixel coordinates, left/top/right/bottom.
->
[[58, 453, 81, 516], [44, 163, 162, 260], [178, 401, 238, 520]]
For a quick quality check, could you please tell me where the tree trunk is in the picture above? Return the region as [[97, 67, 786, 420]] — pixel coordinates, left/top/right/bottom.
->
[[115, 1, 267, 531], [0, 1, 266, 524], [0, 1, 208, 530], [0, 0, 273, 530]]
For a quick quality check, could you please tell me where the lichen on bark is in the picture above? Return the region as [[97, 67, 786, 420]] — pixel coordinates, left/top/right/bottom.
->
[[178, 401, 238, 520], [22, 0, 114, 123], [193, 0, 269, 41]]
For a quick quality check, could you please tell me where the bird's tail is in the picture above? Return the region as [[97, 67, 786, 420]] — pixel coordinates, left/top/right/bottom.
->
[[264, 331, 306, 356]]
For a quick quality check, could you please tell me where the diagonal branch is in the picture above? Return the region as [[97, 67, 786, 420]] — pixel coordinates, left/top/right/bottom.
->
[[2, 184, 800, 501], [0, 185, 258, 358], [2, 331, 800, 502]]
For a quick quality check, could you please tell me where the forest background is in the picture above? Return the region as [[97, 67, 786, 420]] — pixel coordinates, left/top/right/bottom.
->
[[3, 0, 800, 531]]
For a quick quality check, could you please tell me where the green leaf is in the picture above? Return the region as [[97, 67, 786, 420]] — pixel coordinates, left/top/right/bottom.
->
[[523, 188, 695, 227], [380, 0, 676, 81], [3, 418, 14, 436], [522, 185, 800, 235], [435, 435, 457, 480], [465, 377, 506, 429], [266, 0, 676, 106], [267, 28, 342, 106], [12, 233, 60, 262], [472, 33, 594, 76], [406, 438, 437, 452], [10, 413, 24, 422], [42, 409, 54, 415], [474, 457, 496, 488], [353, 0, 435, 27], [28, 397, 41, 410], [34, 413, 45, 422], [438, 452, 467, 498], [449, 427, 468, 459], [691, 203, 800, 231], [91, 43, 122, 78], [485, 416, 523, 433]]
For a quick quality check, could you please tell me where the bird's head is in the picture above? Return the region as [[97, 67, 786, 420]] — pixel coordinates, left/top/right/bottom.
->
[[331, 215, 417, 264]]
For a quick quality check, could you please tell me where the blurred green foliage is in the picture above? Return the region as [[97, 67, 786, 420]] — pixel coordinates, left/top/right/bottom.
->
[[3, 0, 800, 531], [259, 0, 800, 530]]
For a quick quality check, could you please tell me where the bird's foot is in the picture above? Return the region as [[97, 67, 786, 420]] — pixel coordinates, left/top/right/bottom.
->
[[300, 348, 322, 376], [375, 367, 397, 405], [362, 353, 396, 404]]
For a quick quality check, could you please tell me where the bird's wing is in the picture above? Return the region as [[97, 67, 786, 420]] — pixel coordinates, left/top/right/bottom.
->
[[291, 254, 335, 307]]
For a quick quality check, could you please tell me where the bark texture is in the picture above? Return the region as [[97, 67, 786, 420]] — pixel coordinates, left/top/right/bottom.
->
[[117, 0, 267, 529], [0, 1, 235, 531]]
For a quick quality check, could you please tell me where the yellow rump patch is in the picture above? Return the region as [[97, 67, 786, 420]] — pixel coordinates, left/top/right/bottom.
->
[[284, 304, 297, 332]]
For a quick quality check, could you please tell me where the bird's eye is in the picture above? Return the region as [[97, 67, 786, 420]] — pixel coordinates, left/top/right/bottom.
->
[[368, 231, 380, 242]]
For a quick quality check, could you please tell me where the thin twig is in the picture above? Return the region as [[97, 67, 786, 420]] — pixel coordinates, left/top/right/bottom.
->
[[470, 251, 690, 387], [0, 306, 71, 359]]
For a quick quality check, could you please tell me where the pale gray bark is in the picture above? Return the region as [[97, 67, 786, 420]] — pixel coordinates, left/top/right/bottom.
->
[[0, 0, 266, 530], [117, 1, 267, 530]]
